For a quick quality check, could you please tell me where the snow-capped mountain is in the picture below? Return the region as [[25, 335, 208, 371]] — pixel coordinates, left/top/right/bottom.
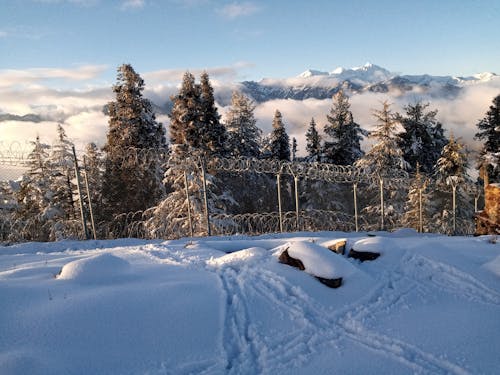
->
[[240, 63, 498, 102]]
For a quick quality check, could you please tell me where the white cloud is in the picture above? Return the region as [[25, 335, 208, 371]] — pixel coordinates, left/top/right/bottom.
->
[[120, 0, 145, 10], [0, 65, 108, 88], [218, 2, 260, 19], [0, 31, 7, 38], [143, 61, 254, 84]]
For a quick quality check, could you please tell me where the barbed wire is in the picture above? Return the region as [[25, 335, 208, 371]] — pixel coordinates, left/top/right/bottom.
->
[[167, 156, 409, 184], [0, 141, 32, 166]]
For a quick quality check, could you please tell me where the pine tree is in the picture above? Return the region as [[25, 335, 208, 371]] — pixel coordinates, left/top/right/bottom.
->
[[355, 101, 408, 230], [169, 72, 201, 153], [397, 102, 447, 174], [475, 94, 500, 182], [323, 90, 365, 165], [432, 134, 474, 234], [150, 73, 236, 238], [45, 124, 79, 240], [48, 124, 76, 218], [199, 72, 227, 156], [83, 142, 103, 227], [13, 136, 52, 241], [266, 110, 290, 161], [102, 64, 166, 220], [305, 117, 321, 162], [224, 91, 261, 158], [402, 164, 432, 232]]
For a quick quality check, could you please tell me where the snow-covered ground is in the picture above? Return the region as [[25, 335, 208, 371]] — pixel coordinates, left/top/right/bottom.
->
[[1, 230, 499, 374]]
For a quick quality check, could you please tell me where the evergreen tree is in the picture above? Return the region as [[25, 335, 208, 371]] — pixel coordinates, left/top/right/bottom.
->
[[83, 142, 103, 226], [169, 72, 201, 153], [432, 134, 474, 234], [475, 94, 500, 182], [266, 110, 290, 161], [102, 64, 166, 220], [13, 136, 52, 241], [323, 90, 365, 165], [355, 101, 408, 230], [45, 124, 79, 240], [150, 73, 237, 238], [402, 164, 432, 232], [48, 124, 76, 218], [199, 72, 227, 156], [305, 117, 321, 162], [224, 91, 261, 158], [397, 102, 447, 174]]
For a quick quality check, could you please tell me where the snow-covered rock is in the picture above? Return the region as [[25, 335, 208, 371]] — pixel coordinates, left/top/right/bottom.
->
[[275, 241, 357, 279], [57, 253, 131, 283]]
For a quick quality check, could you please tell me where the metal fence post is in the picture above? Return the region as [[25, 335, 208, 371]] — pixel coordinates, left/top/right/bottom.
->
[[294, 175, 300, 231], [379, 177, 385, 231], [200, 159, 211, 236], [418, 187, 423, 233], [184, 170, 194, 237], [452, 184, 457, 235], [353, 182, 359, 232], [82, 156, 97, 240], [72, 145, 89, 240], [277, 173, 283, 233]]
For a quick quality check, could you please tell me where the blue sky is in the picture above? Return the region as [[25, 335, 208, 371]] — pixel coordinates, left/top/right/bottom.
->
[[1, 0, 500, 83]]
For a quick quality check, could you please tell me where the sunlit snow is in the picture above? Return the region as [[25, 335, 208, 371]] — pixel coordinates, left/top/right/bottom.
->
[[1, 231, 499, 374]]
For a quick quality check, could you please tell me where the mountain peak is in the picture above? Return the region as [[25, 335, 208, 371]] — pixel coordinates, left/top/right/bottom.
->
[[297, 69, 329, 78]]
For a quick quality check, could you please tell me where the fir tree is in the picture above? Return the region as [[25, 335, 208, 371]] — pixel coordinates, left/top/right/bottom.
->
[[355, 101, 408, 230], [102, 64, 166, 220], [45, 124, 79, 240], [402, 164, 432, 232], [323, 90, 365, 165], [224, 91, 261, 158], [13, 136, 52, 241], [199, 72, 227, 156], [151, 73, 237, 238], [266, 110, 290, 161], [432, 134, 474, 234], [397, 102, 447, 174], [48, 125, 76, 218], [475, 94, 500, 182], [83, 142, 103, 226], [305, 117, 321, 162], [169, 72, 201, 153]]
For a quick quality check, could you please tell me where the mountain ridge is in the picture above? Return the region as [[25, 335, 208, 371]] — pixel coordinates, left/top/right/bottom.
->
[[239, 63, 498, 103]]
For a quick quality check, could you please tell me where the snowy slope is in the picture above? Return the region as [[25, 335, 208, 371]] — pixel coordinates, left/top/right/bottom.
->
[[1, 231, 499, 374]]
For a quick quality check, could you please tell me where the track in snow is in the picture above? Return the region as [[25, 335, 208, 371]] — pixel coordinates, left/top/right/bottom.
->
[[208, 250, 471, 375]]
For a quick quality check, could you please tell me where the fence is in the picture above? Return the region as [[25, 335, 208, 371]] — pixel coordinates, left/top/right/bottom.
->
[[0, 144, 480, 241]]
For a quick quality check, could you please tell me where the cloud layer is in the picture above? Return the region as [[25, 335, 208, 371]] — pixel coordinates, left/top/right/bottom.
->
[[1, 65, 499, 160]]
